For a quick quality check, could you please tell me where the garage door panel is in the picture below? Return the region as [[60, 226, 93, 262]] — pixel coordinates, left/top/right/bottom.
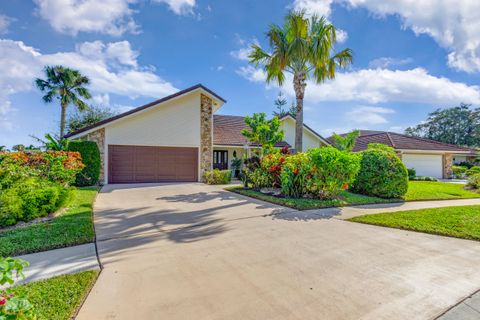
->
[[109, 145, 198, 183], [402, 154, 443, 178]]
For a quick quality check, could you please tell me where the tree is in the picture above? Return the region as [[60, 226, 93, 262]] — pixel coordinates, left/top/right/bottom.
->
[[273, 92, 297, 118], [12, 144, 26, 152], [68, 105, 117, 133], [330, 130, 360, 151], [241, 112, 284, 155], [35, 65, 92, 138], [249, 11, 353, 152], [31, 133, 70, 151], [405, 103, 480, 147], [0, 146, 5, 152]]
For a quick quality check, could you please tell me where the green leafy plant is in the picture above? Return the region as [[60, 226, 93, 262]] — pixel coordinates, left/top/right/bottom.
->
[[0, 257, 35, 320], [330, 130, 360, 152], [241, 113, 284, 155], [67, 105, 117, 133], [467, 173, 480, 189], [203, 169, 232, 185], [67, 141, 100, 186], [352, 144, 409, 199], [307, 147, 360, 199], [260, 153, 287, 188], [35, 65, 91, 138], [452, 165, 467, 178], [466, 166, 480, 176], [280, 153, 310, 198], [249, 11, 353, 152], [407, 168, 417, 180]]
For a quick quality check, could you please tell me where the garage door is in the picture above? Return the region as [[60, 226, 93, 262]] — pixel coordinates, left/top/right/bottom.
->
[[402, 154, 443, 178], [108, 145, 198, 183]]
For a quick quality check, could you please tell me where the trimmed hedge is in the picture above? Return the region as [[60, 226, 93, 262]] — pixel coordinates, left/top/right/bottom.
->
[[468, 173, 480, 189], [68, 141, 100, 186], [352, 144, 409, 199], [204, 169, 232, 185]]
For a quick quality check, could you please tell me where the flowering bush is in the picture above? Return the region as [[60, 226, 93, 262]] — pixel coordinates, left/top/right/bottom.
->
[[307, 147, 360, 199], [260, 153, 287, 187], [279, 153, 311, 198], [0, 257, 35, 319]]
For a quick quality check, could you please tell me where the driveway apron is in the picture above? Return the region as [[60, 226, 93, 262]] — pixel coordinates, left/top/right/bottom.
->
[[77, 183, 480, 320]]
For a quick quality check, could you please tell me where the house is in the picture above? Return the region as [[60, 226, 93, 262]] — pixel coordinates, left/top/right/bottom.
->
[[65, 84, 328, 184], [330, 130, 476, 179]]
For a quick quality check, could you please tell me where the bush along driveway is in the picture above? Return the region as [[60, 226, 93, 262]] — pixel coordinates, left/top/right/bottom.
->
[[0, 187, 98, 257]]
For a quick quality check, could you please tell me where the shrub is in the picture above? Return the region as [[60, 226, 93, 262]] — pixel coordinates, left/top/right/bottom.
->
[[242, 156, 269, 189], [68, 141, 100, 186], [260, 153, 287, 188], [452, 165, 467, 178], [352, 144, 409, 198], [466, 166, 480, 176], [204, 169, 232, 185], [0, 178, 72, 227], [467, 173, 480, 189], [306, 147, 360, 199], [458, 161, 474, 169], [407, 168, 416, 180], [280, 153, 311, 198]]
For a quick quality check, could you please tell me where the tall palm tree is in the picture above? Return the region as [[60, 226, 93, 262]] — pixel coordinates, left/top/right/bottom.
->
[[249, 11, 353, 152], [35, 66, 92, 137]]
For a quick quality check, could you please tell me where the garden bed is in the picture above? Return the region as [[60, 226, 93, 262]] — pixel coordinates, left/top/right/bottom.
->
[[348, 205, 480, 241], [2, 270, 98, 320], [226, 186, 399, 210], [0, 187, 98, 257]]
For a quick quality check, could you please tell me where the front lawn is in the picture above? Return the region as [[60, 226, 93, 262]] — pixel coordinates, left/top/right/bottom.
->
[[405, 181, 479, 201], [227, 186, 399, 210], [4, 270, 98, 320], [227, 181, 479, 210], [349, 205, 480, 241], [0, 187, 98, 257]]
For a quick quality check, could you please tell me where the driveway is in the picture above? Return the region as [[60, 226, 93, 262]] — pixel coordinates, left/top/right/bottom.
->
[[77, 183, 480, 320]]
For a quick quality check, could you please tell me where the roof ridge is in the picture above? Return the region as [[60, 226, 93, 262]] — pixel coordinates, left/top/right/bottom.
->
[[385, 132, 396, 148]]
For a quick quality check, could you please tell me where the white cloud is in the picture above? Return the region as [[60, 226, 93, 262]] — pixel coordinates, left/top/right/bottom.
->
[[369, 57, 413, 69], [238, 66, 480, 105], [230, 38, 258, 61], [293, 0, 480, 72], [0, 39, 177, 128], [34, 0, 140, 36], [346, 106, 394, 125], [152, 0, 196, 15], [0, 15, 14, 34]]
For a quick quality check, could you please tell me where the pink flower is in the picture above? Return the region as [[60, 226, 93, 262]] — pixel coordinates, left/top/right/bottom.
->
[[0, 299, 6, 305]]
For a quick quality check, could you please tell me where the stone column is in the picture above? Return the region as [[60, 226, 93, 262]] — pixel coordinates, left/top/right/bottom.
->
[[200, 94, 213, 181], [443, 153, 453, 179], [86, 128, 105, 184]]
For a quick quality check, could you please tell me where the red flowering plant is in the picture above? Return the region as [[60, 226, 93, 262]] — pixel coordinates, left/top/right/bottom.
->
[[260, 153, 287, 188], [279, 153, 311, 198]]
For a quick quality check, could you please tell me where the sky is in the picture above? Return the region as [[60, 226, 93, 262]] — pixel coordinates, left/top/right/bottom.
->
[[1, 0, 480, 148]]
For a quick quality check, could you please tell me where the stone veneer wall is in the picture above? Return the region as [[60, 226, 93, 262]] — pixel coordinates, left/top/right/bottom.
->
[[200, 94, 213, 181], [86, 128, 105, 184], [443, 153, 453, 179]]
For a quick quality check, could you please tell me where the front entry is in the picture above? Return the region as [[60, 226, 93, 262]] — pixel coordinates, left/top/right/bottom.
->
[[213, 150, 228, 170]]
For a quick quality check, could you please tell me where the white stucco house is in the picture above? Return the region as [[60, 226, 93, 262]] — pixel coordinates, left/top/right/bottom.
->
[[65, 84, 328, 184]]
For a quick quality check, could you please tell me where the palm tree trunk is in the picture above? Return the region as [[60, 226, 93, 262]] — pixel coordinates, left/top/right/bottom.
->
[[60, 102, 67, 138], [293, 72, 306, 153]]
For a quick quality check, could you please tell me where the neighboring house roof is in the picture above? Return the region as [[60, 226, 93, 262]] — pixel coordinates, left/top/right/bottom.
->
[[278, 114, 330, 145], [213, 115, 290, 147], [329, 130, 474, 153], [65, 84, 226, 139]]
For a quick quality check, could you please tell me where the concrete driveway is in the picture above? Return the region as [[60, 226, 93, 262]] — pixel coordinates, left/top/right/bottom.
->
[[77, 183, 480, 320]]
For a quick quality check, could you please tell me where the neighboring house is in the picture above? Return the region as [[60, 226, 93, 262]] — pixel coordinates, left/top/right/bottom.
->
[[65, 84, 328, 184], [330, 130, 476, 179]]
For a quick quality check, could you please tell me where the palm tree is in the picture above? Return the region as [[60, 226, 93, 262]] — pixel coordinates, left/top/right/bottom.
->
[[249, 11, 353, 152], [35, 66, 92, 137], [330, 130, 360, 151]]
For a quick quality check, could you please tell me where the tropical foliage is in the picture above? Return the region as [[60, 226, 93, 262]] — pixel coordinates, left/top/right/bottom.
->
[[468, 173, 480, 189], [352, 144, 409, 198], [330, 130, 360, 151], [68, 105, 117, 133], [242, 112, 284, 155], [249, 11, 353, 152], [204, 169, 232, 185], [405, 103, 480, 148], [35, 65, 92, 138], [67, 141, 101, 186]]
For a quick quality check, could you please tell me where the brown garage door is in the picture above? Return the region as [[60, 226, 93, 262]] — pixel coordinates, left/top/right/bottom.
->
[[108, 145, 198, 183]]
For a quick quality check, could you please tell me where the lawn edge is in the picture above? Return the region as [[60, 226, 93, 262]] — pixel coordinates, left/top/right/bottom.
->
[[71, 269, 101, 319]]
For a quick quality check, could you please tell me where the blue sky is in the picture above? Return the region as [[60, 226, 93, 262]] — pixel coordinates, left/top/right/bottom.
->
[[1, 0, 480, 148]]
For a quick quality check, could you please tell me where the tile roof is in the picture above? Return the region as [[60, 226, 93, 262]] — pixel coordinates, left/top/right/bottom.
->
[[213, 115, 290, 147], [329, 130, 474, 153]]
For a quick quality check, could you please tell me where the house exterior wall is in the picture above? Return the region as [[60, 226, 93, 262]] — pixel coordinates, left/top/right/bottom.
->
[[280, 117, 325, 151], [212, 147, 247, 169]]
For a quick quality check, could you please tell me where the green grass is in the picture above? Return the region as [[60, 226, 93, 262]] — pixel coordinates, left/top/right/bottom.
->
[[348, 205, 480, 241], [227, 181, 479, 210], [405, 181, 479, 201], [226, 186, 399, 210], [4, 270, 99, 320], [0, 187, 98, 257]]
